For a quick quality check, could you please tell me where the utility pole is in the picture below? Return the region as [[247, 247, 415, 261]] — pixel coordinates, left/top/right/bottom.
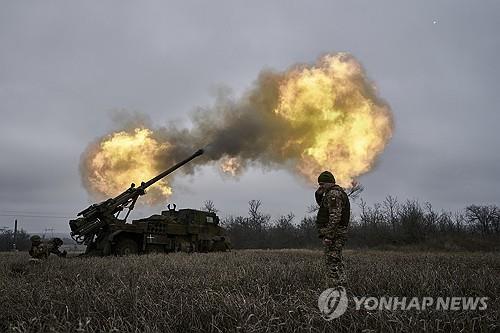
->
[[44, 228, 55, 239], [13, 219, 18, 251]]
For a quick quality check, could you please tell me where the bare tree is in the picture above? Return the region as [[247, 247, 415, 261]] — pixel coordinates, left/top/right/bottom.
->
[[424, 202, 439, 232], [248, 200, 271, 231], [465, 205, 499, 234], [346, 181, 364, 201], [248, 200, 262, 220], [274, 213, 295, 228], [397, 200, 426, 242], [382, 195, 399, 232], [202, 200, 219, 214], [453, 211, 465, 233], [492, 208, 500, 234], [358, 198, 370, 226]]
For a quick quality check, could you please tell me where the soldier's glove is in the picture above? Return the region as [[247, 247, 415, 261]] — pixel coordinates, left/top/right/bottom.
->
[[323, 238, 333, 246]]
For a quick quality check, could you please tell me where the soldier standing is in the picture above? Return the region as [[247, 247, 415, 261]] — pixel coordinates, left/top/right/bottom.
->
[[315, 171, 350, 287]]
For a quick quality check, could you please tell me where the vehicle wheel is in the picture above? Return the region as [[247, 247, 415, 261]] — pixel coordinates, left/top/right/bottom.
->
[[114, 238, 138, 256]]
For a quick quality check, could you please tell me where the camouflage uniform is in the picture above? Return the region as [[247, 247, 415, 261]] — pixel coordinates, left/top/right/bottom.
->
[[29, 236, 67, 259], [316, 183, 350, 287]]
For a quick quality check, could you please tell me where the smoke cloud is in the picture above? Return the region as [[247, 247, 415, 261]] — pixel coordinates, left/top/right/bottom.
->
[[80, 53, 394, 201]]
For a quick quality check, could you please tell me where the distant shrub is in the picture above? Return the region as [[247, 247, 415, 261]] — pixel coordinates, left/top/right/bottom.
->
[[0, 228, 31, 251], [222, 199, 500, 251]]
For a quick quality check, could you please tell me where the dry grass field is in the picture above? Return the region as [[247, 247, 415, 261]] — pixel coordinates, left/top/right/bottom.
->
[[0, 250, 498, 332]]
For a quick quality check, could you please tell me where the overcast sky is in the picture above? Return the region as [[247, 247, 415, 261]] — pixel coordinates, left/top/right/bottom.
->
[[1, 1, 499, 233]]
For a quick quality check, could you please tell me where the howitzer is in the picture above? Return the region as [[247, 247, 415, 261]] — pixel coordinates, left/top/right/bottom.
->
[[69, 149, 204, 245]]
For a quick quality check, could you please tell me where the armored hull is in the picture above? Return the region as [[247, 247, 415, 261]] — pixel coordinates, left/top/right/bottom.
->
[[84, 207, 231, 256]]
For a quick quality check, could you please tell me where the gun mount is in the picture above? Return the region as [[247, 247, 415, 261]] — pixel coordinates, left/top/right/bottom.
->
[[68, 149, 229, 255]]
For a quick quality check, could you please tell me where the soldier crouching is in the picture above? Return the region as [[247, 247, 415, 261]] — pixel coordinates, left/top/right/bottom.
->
[[315, 171, 350, 288], [29, 235, 67, 259]]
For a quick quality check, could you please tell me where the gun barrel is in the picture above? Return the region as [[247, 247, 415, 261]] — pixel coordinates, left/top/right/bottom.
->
[[142, 149, 204, 189]]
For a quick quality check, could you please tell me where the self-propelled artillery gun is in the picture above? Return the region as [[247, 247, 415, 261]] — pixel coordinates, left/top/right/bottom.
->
[[69, 149, 230, 255]]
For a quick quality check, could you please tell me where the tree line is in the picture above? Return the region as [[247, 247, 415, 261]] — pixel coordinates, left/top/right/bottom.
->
[[0, 228, 31, 251], [1, 197, 498, 252], [209, 197, 500, 251]]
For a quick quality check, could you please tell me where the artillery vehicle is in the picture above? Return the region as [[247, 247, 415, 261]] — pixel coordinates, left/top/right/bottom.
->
[[69, 149, 231, 255]]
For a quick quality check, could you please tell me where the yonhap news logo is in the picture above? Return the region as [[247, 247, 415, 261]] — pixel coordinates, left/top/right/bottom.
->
[[351, 296, 489, 312], [318, 289, 488, 320], [317, 287, 349, 320]]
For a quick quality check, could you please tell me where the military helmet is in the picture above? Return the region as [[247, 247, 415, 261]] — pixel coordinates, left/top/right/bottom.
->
[[30, 235, 41, 243], [52, 237, 63, 246], [318, 171, 335, 183]]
